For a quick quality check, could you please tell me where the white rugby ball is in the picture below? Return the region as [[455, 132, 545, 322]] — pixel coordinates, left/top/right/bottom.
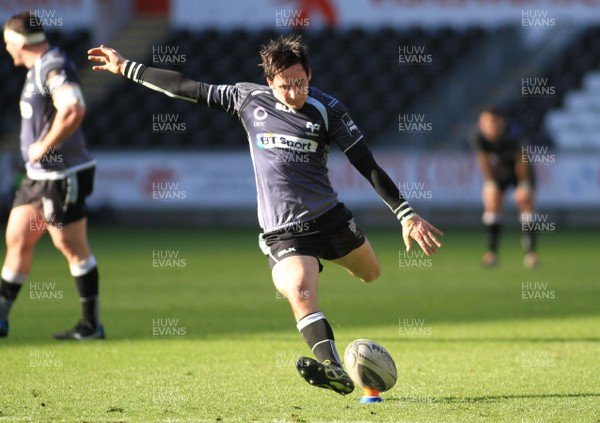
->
[[344, 339, 397, 392]]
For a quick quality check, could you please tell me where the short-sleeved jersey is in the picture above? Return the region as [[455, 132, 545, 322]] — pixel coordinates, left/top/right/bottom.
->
[[20, 47, 94, 179], [203, 82, 365, 233]]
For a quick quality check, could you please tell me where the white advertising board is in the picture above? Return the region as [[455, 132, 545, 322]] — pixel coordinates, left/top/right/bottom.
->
[[87, 151, 600, 209]]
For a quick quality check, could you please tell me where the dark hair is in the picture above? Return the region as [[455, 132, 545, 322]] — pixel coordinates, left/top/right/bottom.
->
[[4, 11, 45, 36], [480, 105, 507, 118], [259, 34, 310, 80]]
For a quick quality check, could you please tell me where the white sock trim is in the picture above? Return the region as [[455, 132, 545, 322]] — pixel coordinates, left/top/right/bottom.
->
[[1, 267, 27, 284], [296, 311, 325, 332], [520, 213, 535, 224], [311, 339, 342, 364], [311, 339, 330, 351], [482, 212, 501, 225], [69, 255, 97, 277]]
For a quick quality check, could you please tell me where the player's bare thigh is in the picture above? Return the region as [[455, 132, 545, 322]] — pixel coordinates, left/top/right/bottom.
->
[[272, 255, 320, 322], [331, 238, 380, 283], [4, 204, 46, 274]]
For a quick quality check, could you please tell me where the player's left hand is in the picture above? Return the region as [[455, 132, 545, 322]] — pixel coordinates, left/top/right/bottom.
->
[[402, 215, 443, 256], [28, 141, 49, 163]]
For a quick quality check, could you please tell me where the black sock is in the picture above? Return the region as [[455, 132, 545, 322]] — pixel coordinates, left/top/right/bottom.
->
[[0, 279, 24, 321], [485, 223, 501, 253], [297, 311, 341, 366], [74, 267, 99, 327]]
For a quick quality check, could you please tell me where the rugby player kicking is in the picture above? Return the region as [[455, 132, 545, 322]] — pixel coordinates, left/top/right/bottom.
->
[[88, 35, 442, 394]]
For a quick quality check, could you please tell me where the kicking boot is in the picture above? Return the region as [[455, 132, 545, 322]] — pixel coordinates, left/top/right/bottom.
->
[[53, 320, 105, 340], [296, 357, 354, 395]]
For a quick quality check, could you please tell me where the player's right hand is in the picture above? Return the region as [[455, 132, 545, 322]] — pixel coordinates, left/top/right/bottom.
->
[[88, 45, 126, 74]]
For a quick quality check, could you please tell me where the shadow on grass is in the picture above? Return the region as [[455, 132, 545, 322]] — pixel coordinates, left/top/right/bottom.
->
[[389, 392, 600, 404]]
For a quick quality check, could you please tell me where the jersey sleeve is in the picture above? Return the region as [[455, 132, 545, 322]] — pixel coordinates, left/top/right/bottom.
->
[[328, 100, 369, 159], [39, 52, 85, 109], [203, 83, 254, 115], [121, 60, 252, 116], [39, 54, 79, 97]]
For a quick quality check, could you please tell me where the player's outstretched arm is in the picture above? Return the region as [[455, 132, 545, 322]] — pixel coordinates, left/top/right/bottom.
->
[[88, 45, 206, 104]]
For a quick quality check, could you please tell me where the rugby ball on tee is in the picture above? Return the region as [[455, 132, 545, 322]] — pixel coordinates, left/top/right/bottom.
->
[[344, 339, 397, 392]]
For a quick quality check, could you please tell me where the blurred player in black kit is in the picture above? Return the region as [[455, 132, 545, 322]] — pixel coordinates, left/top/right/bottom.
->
[[0, 12, 103, 339], [88, 35, 443, 395], [469, 106, 539, 268]]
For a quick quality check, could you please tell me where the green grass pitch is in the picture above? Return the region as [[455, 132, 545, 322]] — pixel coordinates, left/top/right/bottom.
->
[[0, 226, 598, 422]]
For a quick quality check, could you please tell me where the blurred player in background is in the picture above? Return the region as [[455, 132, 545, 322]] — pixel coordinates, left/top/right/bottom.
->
[[469, 106, 539, 268], [88, 35, 442, 394], [0, 12, 103, 339]]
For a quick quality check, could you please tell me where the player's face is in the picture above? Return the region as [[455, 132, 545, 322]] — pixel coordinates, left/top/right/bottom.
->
[[3, 36, 23, 66], [478, 112, 506, 142], [268, 64, 311, 110]]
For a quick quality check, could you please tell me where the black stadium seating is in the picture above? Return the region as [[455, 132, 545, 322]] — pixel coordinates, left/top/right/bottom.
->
[[4, 26, 600, 151], [506, 26, 600, 148], [83, 27, 487, 150]]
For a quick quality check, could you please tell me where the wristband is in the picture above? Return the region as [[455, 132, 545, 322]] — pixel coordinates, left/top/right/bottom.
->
[[393, 201, 416, 225], [121, 60, 144, 82], [120, 59, 130, 75]]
